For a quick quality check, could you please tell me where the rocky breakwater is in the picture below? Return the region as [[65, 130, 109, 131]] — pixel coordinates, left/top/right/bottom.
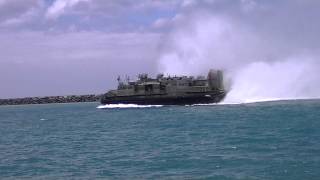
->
[[0, 94, 101, 106]]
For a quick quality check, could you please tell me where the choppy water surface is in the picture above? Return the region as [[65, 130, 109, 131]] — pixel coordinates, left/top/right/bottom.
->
[[1, 100, 320, 179]]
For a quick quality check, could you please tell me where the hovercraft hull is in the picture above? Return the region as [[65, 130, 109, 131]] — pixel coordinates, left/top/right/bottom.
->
[[100, 91, 226, 105]]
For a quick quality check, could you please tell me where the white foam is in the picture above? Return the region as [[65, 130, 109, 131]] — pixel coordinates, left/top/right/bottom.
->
[[97, 104, 163, 109], [188, 98, 307, 106], [221, 97, 319, 105], [185, 103, 219, 107]]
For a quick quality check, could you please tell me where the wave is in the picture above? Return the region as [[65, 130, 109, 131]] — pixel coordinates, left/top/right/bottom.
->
[[221, 97, 320, 105], [97, 104, 164, 109], [185, 103, 220, 106]]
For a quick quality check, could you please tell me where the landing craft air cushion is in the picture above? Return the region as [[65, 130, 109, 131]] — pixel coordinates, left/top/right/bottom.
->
[[100, 69, 227, 105]]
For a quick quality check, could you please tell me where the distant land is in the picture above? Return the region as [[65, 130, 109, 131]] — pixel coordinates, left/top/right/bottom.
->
[[0, 94, 102, 106]]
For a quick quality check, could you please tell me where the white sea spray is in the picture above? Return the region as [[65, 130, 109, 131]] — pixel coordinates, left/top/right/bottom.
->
[[157, 2, 320, 104], [97, 104, 163, 109]]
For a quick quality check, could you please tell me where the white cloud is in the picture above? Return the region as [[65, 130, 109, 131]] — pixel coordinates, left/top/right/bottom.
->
[[47, 0, 183, 18], [1, 5, 40, 27], [46, 0, 89, 19], [0, 0, 41, 23]]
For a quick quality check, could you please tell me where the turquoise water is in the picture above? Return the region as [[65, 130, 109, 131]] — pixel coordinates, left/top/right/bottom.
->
[[0, 100, 320, 179]]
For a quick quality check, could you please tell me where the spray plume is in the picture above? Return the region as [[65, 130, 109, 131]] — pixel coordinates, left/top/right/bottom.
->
[[158, 1, 320, 103]]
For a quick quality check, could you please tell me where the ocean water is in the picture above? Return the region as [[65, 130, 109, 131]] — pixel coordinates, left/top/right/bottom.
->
[[0, 100, 320, 179]]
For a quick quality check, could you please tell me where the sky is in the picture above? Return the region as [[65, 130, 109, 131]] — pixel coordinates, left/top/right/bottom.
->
[[1, 0, 320, 102]]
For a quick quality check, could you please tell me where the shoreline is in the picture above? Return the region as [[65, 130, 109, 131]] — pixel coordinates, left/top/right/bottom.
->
[[0, 94, 101, 106]]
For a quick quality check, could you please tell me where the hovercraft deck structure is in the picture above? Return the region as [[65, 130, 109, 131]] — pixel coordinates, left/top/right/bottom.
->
[[100, 69, 227, 105]]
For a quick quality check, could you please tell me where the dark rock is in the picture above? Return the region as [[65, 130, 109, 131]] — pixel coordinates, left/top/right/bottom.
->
[[0, 94, 102, 106]]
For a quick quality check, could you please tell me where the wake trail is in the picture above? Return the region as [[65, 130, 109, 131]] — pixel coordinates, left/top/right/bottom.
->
[[97, 104, 163, 109]]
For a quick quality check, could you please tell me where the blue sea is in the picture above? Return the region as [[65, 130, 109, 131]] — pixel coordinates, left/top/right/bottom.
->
[[0, 100, 320, 179]]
